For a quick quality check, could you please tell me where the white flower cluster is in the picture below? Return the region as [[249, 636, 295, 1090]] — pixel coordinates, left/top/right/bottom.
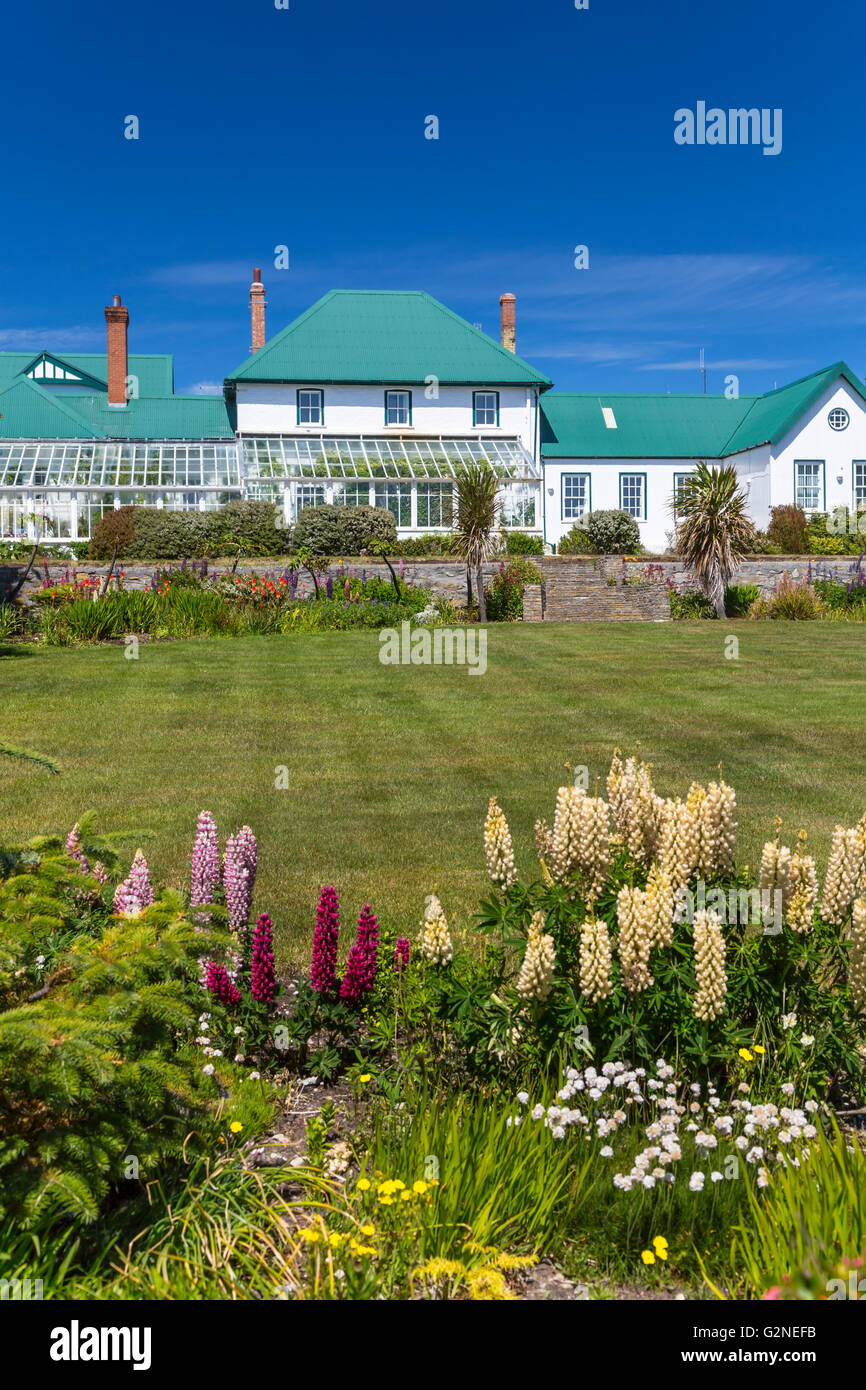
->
[[787, 834, 818, 935], [692, 909, 727, 1021], [607, 751, 663, 865], [698, 780, 738, 877], [579, 918, 613, 1003], [516, 911, 556, 1003], [607, 755, 737, 883], [616, 885, 655, 994], [484, 796, 517, 890], [543, 785, 610, 895], [820, 815, 866, 925], [417, 893, 453, 965], [513, 1057, 819, 1195]]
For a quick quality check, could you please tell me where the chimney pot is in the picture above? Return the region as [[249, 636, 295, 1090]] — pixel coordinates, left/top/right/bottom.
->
[[105, 296, 130, 406], [500, 292, 516, 353]]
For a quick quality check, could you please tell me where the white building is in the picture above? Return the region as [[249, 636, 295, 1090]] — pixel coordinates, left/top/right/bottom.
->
[[540, 364, 866, 552], [224, 284, 550, 537]]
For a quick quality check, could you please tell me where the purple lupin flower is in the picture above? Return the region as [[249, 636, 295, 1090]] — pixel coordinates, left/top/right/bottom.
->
[[205, 960, 241, 1005], [223, 825, 257, 939], [394, 937, 410, 972], [339, 905, 379, 1003], [250, 913, 277, 1003], [113, 877, 141, 917], [311, 886, 340, 995], [66, 823, 90, 875], [326, 575, 333, 599], [190, 811, 220, 920], [127, 849, 154, 909]]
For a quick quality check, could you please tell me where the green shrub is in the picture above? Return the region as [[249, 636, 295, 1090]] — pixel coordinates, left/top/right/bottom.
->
[[89, 503, 290, 563], [669, 586, 713, 619], [212, 500, 288, 557], [339, 506, 398, 555], [557, 524, 594, 555], [397, 534, 456, 557], [484, 558, 543, 621], [747, 530, 784, 555], [0, 832, 236, 1225], [292, 505, 346, 556], [502, 530, 543, 556], [724, 583, 760, 617], [767, 505, 808, 554]]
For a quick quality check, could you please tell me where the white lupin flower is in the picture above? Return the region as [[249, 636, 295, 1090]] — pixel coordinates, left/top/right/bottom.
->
[[693, 909, 727, 1021], [484, 796, 517, 889], [850, 897, 866, 1016], [418, 893, 453, 965], [516, 911, 556, 1002], [579, 918, 613, 1003]]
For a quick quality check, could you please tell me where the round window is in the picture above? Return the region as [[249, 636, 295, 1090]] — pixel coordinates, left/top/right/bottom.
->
[[828, 407, 850, 431]]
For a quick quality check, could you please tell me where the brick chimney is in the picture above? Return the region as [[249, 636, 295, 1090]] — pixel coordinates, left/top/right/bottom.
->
[[104, 294, 129, 406], [250, 268, 267, 352], [500, 292, 516, 353]]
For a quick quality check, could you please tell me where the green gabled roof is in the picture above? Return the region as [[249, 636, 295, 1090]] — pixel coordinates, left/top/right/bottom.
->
[[719, 362, 866, 454], [0, 376, 233, 441], [0, 377, 103, 438], [0, 352, 174, 397], [540, 391, 757, 459], [540, 363, 866, 460], [72, 394, 234, 440], [226, 290, 552, 388]]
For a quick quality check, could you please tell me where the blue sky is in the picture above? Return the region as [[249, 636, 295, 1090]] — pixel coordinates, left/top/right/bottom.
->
[[2, 0, 864, 396]]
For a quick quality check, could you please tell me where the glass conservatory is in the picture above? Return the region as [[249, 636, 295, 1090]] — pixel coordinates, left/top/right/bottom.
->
[[240, 435, 541, 532], [0, 435, 542, 541]]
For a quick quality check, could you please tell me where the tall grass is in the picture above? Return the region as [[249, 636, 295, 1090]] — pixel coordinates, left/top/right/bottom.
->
[[729, 1123, 866, 1297]]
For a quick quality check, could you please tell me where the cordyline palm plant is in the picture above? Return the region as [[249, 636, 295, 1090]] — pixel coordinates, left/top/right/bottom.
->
[[673, 461, 755, 618], [452, 463, 501, 622]]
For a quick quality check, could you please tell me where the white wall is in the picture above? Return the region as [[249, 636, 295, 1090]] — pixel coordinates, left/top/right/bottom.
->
[[235, 382, 538, 457], [767, 378, 866, 523], [542, 458, 717, 553]]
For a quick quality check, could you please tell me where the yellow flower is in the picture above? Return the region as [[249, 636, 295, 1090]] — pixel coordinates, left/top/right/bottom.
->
[[356, 1178, 371, 1192], [229, 1121, 243, 1133], [738, 1048, 754, 1062], [327, 1232, 344, 1248], [360, 1224, 375, 1237], [641, 1250, 655, 1265], [378, 1179, 397, 1196], [359, 1074, 372, 1083], [378, 1195, 394, 1206], [752, 1044, 766, 1055], [392, 1179, 406, 1190], [652, 1236, 669, 1254], [412, 1180, 429, 1195], [399, 1189, 413, 1202], [301, 1229, 321, 1244]]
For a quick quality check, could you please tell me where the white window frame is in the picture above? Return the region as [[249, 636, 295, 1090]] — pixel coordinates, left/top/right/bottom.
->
[[794, 460, 824, 513]]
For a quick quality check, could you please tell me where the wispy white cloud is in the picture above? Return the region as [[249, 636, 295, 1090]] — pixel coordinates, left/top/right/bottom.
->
[[639, 357, 804, 373], [0, 326, 101, 349], [146, 261, 256, 288], [185, 380, 223, 395]]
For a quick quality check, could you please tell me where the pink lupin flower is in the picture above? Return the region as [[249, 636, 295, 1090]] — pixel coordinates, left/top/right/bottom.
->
[[190, 811, 220, 921], [311, 887, 340, 995], [340, 905, 379, 1003], [250, 914, 277, 1003], [66, 823, 89, 875], [127, 849, 154, 909], [223, 826, 257, 939], [394, 937, 410, 972]]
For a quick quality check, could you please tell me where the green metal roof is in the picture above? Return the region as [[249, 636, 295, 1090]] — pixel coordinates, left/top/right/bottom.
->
[[0, 352, 174, 397], [0, 376, 233, 441], [226, 290, 552, 388], [540, 363, 866, 460]]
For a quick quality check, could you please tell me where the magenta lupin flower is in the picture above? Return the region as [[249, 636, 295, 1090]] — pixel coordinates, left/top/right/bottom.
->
[[223, 826, 257, 939], [394, 937, 410, 972], [205, 960, 241, 1006], [311, 886, 340, 994], [250, 913, 277, 1003], [190, 811, 220, 919], [340, 904, 379, 1003], [113, 877, 141, 917]]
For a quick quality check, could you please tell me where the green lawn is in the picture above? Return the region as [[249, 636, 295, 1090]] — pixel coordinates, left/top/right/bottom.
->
[[2, 624, 864, 963]]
